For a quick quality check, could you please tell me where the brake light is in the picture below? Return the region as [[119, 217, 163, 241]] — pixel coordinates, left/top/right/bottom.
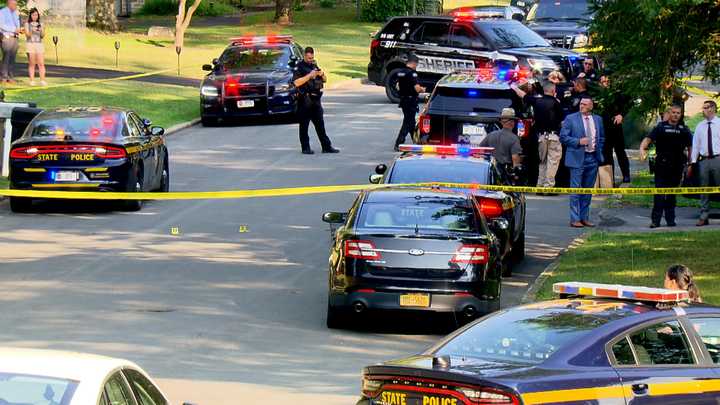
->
[[420, 115, 431, 134], [456, 386, 519, 404], [345, 240, 381, 260], [93, 146, 126, 159], [10, 146, 39, 159], [370, 39, 380, 51], [478, 198, 504, 219], [452, 244, 489, 264], [9, 145, 126, 159]]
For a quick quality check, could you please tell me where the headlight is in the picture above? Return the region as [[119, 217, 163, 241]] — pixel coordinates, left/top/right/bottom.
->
[[527, 58, 558, 72], [573, 34, 589, 48], [200, 85, 219, 97], [274, 83, 292, 92]]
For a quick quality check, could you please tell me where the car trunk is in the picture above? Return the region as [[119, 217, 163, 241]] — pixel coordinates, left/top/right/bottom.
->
[[11, 141, 124, 168]]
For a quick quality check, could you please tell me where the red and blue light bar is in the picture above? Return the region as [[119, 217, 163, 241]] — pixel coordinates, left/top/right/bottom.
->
[[553, 282, 690, 303], [398, 144, 494, 156], [452, 67, 532, 84], [229, 35, 293, 45]]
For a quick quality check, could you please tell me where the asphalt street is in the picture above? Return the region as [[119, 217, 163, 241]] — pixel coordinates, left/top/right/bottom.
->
[[0, 83, 584, 404]]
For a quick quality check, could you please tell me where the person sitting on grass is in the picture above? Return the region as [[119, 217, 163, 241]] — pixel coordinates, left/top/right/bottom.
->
[[664, 264, 702, 303]]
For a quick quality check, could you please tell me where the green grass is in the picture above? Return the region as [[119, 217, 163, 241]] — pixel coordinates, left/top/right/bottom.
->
[[0, 176, 7, 189], [5, 80, 198, 128], [616, 170, 720, 209], [536, 231, 720, 304]]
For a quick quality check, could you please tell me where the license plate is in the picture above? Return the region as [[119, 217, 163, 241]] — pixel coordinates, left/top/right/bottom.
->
[[237, 100, 255, 108], [462, 124, 486, 135], [55, 171, 79, 182], [400, 293, 430, 307]]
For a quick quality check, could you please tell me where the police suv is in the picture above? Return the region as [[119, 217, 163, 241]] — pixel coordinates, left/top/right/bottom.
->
[[368, 16, 583, 103]]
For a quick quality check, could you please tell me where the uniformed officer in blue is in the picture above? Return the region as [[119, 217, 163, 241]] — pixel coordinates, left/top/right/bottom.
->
[[292, 46, 339, 155], [393, 53, 425, 151], [640, 104, 692, 228]]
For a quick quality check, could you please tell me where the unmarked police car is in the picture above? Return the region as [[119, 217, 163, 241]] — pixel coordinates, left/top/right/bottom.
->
[[368, 16, 582, 103], [359, 282, 720, 405]]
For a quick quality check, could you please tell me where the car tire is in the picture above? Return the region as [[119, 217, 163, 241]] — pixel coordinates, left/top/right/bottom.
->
[[159, 155, 170, 192], [9, 197, 32, 213], [123, 169, 144, 212], [326, 301, 345, 329], [201, 116, 218, 127], [511, 230, 526, 264], [384, 68, 403, 104]]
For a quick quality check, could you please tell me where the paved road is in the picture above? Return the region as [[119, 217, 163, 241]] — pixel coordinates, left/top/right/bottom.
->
[[0, 83, 584, 404]]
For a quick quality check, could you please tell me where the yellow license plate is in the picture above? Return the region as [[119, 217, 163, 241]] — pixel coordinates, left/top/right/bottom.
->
[[400, 294, 430, 307]]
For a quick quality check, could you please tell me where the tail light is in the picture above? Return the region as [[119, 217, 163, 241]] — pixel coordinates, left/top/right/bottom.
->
[[452, 244, 489, 264], [9, 145, 126, 159], [93, 146, 126, 159], [419, 115, 431, 134], [344, 240, 381, 260], [370, 39, 380, 52], [457, 387, 520, 404], [478, 198, 504, 219], [10, 146, 39, 159]]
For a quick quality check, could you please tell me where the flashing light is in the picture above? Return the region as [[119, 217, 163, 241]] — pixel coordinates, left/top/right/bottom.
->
[[229, 35, 293, 45], [398, 144, 494, 156], [553, 282, 690, 304], [90, 128, 101, 137], [55, 128, 65, 137], [467, 89, 479, 97], [478, 198, 504, 218], [451, 67, 531, 84], [419, 115, 431, 134]]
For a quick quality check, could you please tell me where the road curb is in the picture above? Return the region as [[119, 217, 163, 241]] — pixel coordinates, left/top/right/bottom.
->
[[165, 118, 200, 136], [520, 232, 589, 304]]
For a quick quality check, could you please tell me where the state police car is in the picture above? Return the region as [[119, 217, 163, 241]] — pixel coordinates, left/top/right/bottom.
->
[[359, 282, 720, 405], [368, 16, 582, 103], [200, 35, 302, 126]]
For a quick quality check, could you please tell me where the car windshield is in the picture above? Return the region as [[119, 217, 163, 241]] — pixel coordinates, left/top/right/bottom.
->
[[475, 21, 549, 49], [220, 45, 291, 71], [527, 0, 590, 22], [358, 199, 476, 232], [0, 372, 78, 405], [435, 303, 626, 364], [429, 86, 521, 115], [389, 159, 491, 184], [27, 113, 124, 141]]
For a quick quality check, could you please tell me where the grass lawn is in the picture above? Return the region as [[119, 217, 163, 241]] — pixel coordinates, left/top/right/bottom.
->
[[536, 231, 720, 304], [5, 80, 198, 129], [615, 170, 720, 209], [0, 176, 7, 189]]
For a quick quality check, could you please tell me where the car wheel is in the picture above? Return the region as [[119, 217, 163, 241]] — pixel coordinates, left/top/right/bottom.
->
[[384, 68, 403, 104], [201, 116, 218, 127], [159, 156, 170, 192], [511, 230, 526, 264], [326, 301, 345, 329], [123, 170, 144, 212], [9, 197, 32, 213]]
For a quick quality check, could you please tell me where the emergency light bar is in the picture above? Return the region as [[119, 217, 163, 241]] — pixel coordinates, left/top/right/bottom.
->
[[398, 144, 494, 155], [553, 282, 690, 304], [448, 67, 532, 84], [229, 35, 293, 45]]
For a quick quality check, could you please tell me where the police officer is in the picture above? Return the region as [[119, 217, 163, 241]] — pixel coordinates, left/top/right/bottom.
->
[[394, 53, 425, 151], [480, 108, 523, 182], [639, 104, 692, 228], [292, 46, 339, 155]]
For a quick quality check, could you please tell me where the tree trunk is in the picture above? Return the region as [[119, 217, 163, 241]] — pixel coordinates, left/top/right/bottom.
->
[[274, 0, 293, 25], [86, 0, 118, 32], [175, 0, 203, 49]]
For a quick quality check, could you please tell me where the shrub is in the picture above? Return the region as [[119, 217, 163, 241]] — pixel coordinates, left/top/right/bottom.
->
[[319, 0, 335, 8], [360, 0, 439, 22], [138, 0, 236, 17]]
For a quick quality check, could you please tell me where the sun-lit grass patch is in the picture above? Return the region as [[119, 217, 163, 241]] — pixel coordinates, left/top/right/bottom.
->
[[0, 176, 8, 189], [537, 231, 720, 304]]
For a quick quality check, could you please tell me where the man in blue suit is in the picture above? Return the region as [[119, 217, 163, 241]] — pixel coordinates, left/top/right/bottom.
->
[[560, 97, 605, 227]]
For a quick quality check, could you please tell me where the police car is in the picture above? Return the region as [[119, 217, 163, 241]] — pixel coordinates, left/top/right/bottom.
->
[[200, 35, 303, 126], [322, 187, 503, 328], [8, 107, 169, 212], [525, 0, 593, 51], [367, 16, 583, 103], [359, 281, 720, 405], [370, 145, 526, 275], [412, 70, 532, 147]]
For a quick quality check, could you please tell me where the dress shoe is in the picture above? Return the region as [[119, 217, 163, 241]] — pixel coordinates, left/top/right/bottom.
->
[[649, 223, 660, 229], [697, 219, 709, 227], [666, 221, 676, 227], [322, 147, 340, 153], [581, 220, 595, 227], [301, 149, 315, 155], [570, 221, 584, 228]]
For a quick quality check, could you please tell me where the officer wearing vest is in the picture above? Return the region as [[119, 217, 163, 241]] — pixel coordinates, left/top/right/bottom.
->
[[640, 105, 692, 228], [394, 53, 425, 151]]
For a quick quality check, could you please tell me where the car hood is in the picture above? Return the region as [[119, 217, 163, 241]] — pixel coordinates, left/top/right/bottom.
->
[[526, 20, 588, 37]]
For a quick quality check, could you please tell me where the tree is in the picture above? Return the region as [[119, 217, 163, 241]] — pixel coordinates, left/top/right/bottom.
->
[[274, 0, 293, 25], [590, 0, 720, 116], [176, 0, 203, 49], [86, 0, 119, 32]]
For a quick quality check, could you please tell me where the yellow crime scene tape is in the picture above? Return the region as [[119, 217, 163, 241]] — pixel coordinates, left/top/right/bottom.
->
[[4, 69, 174, 94], [1, 183, 720, 200]]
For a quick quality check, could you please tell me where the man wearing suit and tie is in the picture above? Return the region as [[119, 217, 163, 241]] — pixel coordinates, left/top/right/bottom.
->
[[560, 97, 605, 228]]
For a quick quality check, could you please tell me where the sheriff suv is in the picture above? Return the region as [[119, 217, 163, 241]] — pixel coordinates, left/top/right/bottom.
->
[[368, 16, 583, 103]]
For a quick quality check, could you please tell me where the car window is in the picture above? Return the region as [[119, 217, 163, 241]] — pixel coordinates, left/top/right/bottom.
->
[[628, 321, 694, 365], [123, 369, 167, 405], [689, 317, 720, 364], [412, 22, 449, 45], [219, 45, 291, 71], [388, 159, 491, 185], [611, 336, 636, 365], [429, 86, 523, 115], [357, 200, 477, 232], [128, 114, 148, 136], [527, 0, 590, 22], [126, 115, 143, 138], [0, 373, 77, 405], [104, 372, 134, 405], [450, 24, 480, 48], [26, 112, 124, 141], [475, 21, 549, 49]]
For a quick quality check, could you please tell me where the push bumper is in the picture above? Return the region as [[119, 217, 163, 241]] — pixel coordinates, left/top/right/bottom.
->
[[201, 93, 295, 118]]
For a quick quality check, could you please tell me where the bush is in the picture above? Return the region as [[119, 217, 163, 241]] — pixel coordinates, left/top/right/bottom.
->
[[360, 0, 439, 22], [138, 0, 236, 17], [319, 0, 335, 8]]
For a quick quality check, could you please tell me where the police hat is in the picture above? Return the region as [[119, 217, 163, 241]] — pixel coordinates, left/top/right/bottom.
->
[[406, 53, 419, 64], [500, 108, 518, 120]]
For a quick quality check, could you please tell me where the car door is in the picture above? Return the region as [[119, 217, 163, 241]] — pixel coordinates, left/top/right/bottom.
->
[[126, 113, 156, 190], [492, 163, 524, 239], [101, 371, 136, 405], [449, 22, 495, 70], [409, 21, 457, 84], [608, 318, 718, 404], [122, 368, 169, 405]]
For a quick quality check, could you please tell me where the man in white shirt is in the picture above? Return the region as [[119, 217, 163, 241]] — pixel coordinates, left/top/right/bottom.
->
[[0, 0, 22, 83], [690, 100, 720, 226]]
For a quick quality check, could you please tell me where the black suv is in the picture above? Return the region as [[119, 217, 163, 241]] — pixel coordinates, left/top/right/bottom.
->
[[368, 16, 583, 103], [526, 0, 592, 50]]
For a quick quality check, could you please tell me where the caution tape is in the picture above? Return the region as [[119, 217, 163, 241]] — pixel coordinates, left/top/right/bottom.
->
[[4, 69, 174, 94], [1, 183, 720, 200]]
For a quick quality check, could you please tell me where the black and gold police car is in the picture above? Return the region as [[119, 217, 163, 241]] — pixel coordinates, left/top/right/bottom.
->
[[200, 35, 303, 126], [8, 107, 169, 212], [359, 282, 720, 405]]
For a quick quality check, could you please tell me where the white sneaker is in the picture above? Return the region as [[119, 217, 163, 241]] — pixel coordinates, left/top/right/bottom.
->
[[29, 80, 36, 86], [40, 80, 47, 86]]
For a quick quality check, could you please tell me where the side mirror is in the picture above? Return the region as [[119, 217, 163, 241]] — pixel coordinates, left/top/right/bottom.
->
[[202, 64, 213, 71], [212, 58, 219, 65], [150, 126, 165, 136], [369, 174, 383, 184], [375, 164, 387, 175], [322, 212, 347, 224], [142, 118, 152, 127]]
